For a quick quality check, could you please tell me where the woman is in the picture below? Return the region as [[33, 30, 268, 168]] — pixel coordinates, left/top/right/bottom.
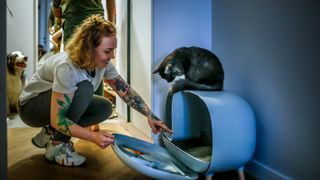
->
[[53, 0, 117, 131], [18, 15, 172, 167]]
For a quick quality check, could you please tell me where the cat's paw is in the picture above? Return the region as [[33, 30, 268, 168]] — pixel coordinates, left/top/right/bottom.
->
[[173, 74, 186, 81], [170, 79, 186, 93]]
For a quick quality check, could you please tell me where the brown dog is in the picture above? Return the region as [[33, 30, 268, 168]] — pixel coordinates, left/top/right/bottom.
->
[[6, 51, 27, 117]]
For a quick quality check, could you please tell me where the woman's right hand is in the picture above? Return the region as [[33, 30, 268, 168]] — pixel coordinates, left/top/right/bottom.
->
[[92, 131, 115, 149]]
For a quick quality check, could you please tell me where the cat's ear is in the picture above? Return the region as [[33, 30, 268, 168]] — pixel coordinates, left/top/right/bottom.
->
[[152, 65, 160, 74]]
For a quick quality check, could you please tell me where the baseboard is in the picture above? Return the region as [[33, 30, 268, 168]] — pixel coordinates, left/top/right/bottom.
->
[[245, 159, 291, 180]]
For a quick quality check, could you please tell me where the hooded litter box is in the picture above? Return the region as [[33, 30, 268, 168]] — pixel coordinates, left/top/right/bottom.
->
[[112, 90, 256, 179]]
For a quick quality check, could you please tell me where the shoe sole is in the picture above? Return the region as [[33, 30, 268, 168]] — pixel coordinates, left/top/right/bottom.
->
[[44, 155, 86, 167], [55, 157, 86, 167], [56, 159, 85, 166]]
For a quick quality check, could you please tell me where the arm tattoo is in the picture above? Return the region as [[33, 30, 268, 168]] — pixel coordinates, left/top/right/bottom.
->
[[124, 90, 150, 116], [124, 92, 145, 111], [114, 77, 130, 93], [110, 77, 151, 116], [56, 94, 75, 135]]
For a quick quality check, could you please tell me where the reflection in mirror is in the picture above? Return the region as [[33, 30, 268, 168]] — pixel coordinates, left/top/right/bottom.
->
[[7, 0, 129, 130], [36, 0, 127, 125]]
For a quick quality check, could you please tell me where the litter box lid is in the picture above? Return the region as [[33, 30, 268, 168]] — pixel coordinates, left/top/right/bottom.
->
[[112, 133, 198, 180]]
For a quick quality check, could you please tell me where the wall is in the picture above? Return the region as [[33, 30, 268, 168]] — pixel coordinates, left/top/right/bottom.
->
[[212, 0, 320, 179], [6, 0, 37, 80], [152, 0, 212, 125], [129, 0, 153, 136], [115, 0, 129, 120]]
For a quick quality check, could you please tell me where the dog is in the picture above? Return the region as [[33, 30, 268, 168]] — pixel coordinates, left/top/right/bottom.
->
[[6, 51, 27, 117], [153, 46, 224, 93]]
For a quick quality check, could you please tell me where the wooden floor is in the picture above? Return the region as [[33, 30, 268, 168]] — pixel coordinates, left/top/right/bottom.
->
[[8, 122, 153, 180], [8, 122, 257, 180]]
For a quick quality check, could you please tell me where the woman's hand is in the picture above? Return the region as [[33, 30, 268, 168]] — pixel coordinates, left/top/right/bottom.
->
[[92, 131, 115, 149], [147, 116, 173, 134]]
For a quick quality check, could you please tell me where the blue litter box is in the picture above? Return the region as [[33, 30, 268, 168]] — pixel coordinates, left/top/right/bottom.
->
[[112, 90, 256, 179]]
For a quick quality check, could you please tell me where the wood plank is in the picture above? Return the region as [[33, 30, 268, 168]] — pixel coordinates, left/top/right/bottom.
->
[[8, 123, 153, 180]]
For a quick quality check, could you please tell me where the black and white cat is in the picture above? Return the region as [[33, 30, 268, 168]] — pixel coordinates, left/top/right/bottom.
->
[[153, 46, 224, 93]]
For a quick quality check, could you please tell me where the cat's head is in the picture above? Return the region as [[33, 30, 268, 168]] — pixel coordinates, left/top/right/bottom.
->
[[153, 53, 184, 82]]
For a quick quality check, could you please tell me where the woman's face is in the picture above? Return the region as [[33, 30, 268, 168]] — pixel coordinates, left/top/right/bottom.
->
[[93, 36, 117, 69]]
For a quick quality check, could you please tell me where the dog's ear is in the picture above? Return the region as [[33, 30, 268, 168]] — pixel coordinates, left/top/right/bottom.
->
[[7, 53, 17, 62], [7, 53, 12, 64], [7, 53, 17, 75]]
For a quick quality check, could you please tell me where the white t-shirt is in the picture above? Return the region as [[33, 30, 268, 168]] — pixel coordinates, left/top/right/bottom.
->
[[19, 51, 119, 105]]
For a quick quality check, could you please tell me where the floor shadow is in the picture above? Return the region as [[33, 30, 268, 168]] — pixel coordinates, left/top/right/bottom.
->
[[8, 143, 153, 180]]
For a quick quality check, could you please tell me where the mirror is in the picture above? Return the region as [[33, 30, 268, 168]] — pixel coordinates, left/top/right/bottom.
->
[[7, 0, 130, 128]]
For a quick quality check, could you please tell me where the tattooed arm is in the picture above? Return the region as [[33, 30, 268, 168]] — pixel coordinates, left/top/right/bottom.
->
[[50, 92, 75, 136], [107, 75, 172, 134], [50, 91, 114, 148]]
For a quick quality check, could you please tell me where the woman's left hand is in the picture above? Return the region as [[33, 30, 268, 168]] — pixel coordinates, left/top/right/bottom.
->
[[147, 116, 173, 134]]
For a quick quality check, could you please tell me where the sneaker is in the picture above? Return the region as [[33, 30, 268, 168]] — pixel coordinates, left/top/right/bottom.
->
[[45, 141, 86, 166], [31, 127, 53, 148]]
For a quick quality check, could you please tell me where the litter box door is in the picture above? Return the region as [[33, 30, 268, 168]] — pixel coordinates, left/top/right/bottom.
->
[[112, 133, 198, 180]]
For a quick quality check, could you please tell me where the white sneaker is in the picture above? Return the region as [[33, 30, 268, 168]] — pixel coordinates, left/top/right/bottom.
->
[[31, 127, 53, 148], [45, 141, 86, 166]]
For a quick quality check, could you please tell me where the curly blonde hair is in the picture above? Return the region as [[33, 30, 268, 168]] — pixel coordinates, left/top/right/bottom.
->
[[64, 14, 117, 70]]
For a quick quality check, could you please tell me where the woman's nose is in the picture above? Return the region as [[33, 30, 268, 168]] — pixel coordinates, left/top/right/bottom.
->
[[110, 50, 115, 59]]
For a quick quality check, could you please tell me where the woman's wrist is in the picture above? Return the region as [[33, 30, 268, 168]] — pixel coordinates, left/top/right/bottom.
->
[[87, 130, 97, 143], [148, 112, 160, 121]]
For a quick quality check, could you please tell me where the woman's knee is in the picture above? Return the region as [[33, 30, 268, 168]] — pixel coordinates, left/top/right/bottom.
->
[[71, 80, 94, 106], [76, 80, 94, 94], [91, 96, 113, 120]]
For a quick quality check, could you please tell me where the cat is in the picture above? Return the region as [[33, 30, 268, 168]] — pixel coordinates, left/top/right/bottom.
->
[[153, 46, 224, 93]]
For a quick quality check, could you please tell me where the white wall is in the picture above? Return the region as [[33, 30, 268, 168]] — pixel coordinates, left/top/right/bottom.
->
[[7, 0, 37, 80], [130, 0, 152, 136], [115, 0, 129, 120]]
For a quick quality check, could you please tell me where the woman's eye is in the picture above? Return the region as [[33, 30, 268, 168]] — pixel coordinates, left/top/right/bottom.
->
[[105, 50, 114, 54]]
